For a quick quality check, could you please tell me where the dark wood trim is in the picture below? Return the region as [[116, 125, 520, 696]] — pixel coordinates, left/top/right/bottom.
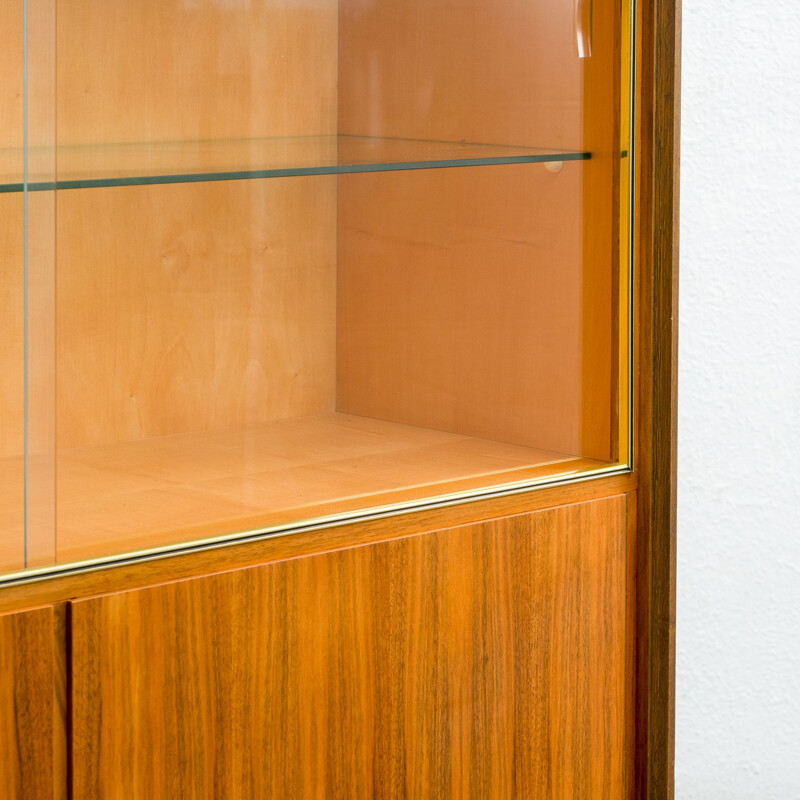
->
[[635, 0, 680, 796], [0, 606, 58, 800], [52, 603, 69, 800]]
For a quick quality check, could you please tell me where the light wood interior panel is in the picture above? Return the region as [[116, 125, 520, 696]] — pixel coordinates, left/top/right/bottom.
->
[[0, 460, 24, 574], [0, 0, 23, 154], [56, 178, 337, 449], [0, 606, 58, 800], [0, 196, 24, 571], [27, 189, 57, 567], [71, 495, 628, 799], [56, 0, 338, 145], [336, 0, 620, 460], [337, 164, 583, 455], [0, 197, 23, 461], [52, 0, 343, 449], [338, 0, 582, 148], [0, 194, 57, 569], [580, 0, 621, 461], [0, 0, 24, 561]]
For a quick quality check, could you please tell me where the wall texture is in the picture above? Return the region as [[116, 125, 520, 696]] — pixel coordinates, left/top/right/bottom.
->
[[677, 1, 800, 797]]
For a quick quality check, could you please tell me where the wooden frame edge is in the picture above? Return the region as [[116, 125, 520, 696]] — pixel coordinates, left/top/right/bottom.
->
[[635, 0, 680, 797]]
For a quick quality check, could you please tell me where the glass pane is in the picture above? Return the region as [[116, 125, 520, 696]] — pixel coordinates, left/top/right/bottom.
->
[[3, 0, 633, 575]]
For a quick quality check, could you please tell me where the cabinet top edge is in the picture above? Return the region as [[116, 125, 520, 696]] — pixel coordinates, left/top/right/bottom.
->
[[0, 470, 637, 612]]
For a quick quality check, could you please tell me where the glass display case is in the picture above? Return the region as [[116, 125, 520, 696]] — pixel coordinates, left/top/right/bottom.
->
[[1, 0, 633, 577]]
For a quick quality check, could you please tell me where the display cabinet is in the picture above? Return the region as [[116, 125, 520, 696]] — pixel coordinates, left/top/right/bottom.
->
[[0, 0, 679, 796]]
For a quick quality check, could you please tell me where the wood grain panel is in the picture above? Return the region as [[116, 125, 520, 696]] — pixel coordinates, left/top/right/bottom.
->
[[56, 177, 337, 449], [0, 0, 23, 154], [337, 164, 584, 455], [635, 0, 680, 795], [0, 2, 57, 569], [0, 0, 24, 490], [336, 0, 622, 460], [71, 495, 628, 799], [338, 0, 582, 148], [580, 0, 621, 461], [0, 196, 57, 570], [56, 0, 338, 145], [51, 0, 340, 449], [0, 196, 24, 572], [0, 605, 62, 800], [24, 0, 58, 568], [0, 200, 23, 448]]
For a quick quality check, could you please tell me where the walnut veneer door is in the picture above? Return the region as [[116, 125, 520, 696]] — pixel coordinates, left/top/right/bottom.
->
[[0, 605, 65, 800], [71, 495, 629, 799]]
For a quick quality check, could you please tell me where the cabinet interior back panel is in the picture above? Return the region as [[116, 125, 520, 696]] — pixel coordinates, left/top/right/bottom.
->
[[337, 164, 584, 456], [55, 179, 338, 450], [51, 0, 340, 449], [0, 0, 23, 468], [0, 0, 25, 571], [0, 197, 24, 572], [0, 197, 23, 461], [55, 0, 339, 145], [336, 0, 619, 460]]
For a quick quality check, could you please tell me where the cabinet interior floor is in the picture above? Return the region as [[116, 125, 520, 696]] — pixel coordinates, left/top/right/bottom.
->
[[0, 413, 600, 571]]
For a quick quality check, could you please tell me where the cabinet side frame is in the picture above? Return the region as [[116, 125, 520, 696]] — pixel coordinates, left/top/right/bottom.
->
[[635, 0, 680, 797]]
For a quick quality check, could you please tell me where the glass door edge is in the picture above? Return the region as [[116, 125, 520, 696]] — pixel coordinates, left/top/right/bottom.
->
[[0, 461, 634, 588]]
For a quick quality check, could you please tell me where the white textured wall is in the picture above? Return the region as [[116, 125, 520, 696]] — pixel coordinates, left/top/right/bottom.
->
[[677, 1, 800, 797]]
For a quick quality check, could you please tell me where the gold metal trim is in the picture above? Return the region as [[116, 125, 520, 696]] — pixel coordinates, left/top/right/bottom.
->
[[625, 0, 637, 471]]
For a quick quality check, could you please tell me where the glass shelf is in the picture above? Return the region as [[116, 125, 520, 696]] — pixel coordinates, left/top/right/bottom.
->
[[0, 135, 589, 193]]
